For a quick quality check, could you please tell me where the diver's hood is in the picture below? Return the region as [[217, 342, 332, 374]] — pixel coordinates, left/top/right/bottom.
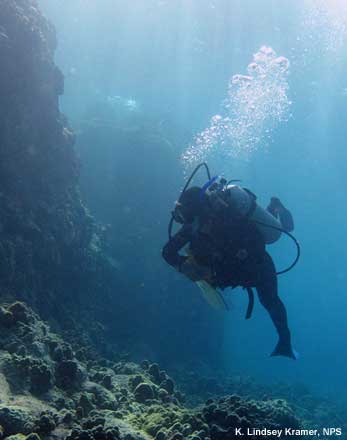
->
[[175, 186, 205, 224]]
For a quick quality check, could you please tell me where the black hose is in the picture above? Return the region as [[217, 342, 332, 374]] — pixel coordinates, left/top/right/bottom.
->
[[181, 162, 211, 195], [253, 220, 301, 275], [245, 287, 254, 319]]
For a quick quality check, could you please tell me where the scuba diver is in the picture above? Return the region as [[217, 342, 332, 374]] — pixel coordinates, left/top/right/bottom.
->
[[162, 164, 299, 360]]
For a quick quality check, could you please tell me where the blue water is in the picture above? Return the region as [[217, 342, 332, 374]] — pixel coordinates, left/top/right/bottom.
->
[[38, 0, 347, 402]]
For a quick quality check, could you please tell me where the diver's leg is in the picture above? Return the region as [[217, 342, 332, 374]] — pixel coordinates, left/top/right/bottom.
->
[[255, 253, 296, 359]]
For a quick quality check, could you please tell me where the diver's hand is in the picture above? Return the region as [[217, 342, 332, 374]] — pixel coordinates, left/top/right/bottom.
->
[[179, 257, 212, 282]]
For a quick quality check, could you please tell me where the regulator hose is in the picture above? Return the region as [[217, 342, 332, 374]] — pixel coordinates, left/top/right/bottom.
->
[[253, 220, 301, 275], [181, 162, 211, 194]]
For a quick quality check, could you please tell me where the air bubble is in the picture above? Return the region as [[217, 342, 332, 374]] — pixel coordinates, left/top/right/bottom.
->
[[182, 46, 291, 168]]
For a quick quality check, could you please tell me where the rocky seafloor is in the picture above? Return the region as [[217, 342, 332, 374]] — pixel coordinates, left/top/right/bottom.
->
[[0, 300, 346, 440]]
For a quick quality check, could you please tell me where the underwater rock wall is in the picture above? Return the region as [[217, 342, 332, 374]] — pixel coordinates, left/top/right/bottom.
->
[[0, 0, 113, 326]]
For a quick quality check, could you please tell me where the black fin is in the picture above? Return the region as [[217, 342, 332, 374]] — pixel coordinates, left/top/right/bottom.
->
[[271, 341, 298, 360]]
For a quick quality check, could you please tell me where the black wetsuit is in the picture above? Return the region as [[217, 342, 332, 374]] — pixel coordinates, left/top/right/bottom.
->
[[162, 204, 294, 353]]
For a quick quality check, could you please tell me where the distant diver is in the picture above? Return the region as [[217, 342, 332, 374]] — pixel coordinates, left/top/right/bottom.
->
[[163, 163, 300, 360]]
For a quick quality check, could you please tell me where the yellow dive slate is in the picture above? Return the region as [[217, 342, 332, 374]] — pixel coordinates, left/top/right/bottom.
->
[[196, 280, 229, 311]]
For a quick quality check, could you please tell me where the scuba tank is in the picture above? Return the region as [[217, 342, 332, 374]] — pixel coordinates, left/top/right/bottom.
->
[[224, 185, 282, 244]]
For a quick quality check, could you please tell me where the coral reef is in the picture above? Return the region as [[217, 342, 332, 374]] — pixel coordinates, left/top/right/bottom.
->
[[0, 301, 311, 440]]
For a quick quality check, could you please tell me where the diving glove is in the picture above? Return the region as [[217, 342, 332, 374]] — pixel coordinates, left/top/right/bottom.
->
[[179, 256, 212, 282]]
